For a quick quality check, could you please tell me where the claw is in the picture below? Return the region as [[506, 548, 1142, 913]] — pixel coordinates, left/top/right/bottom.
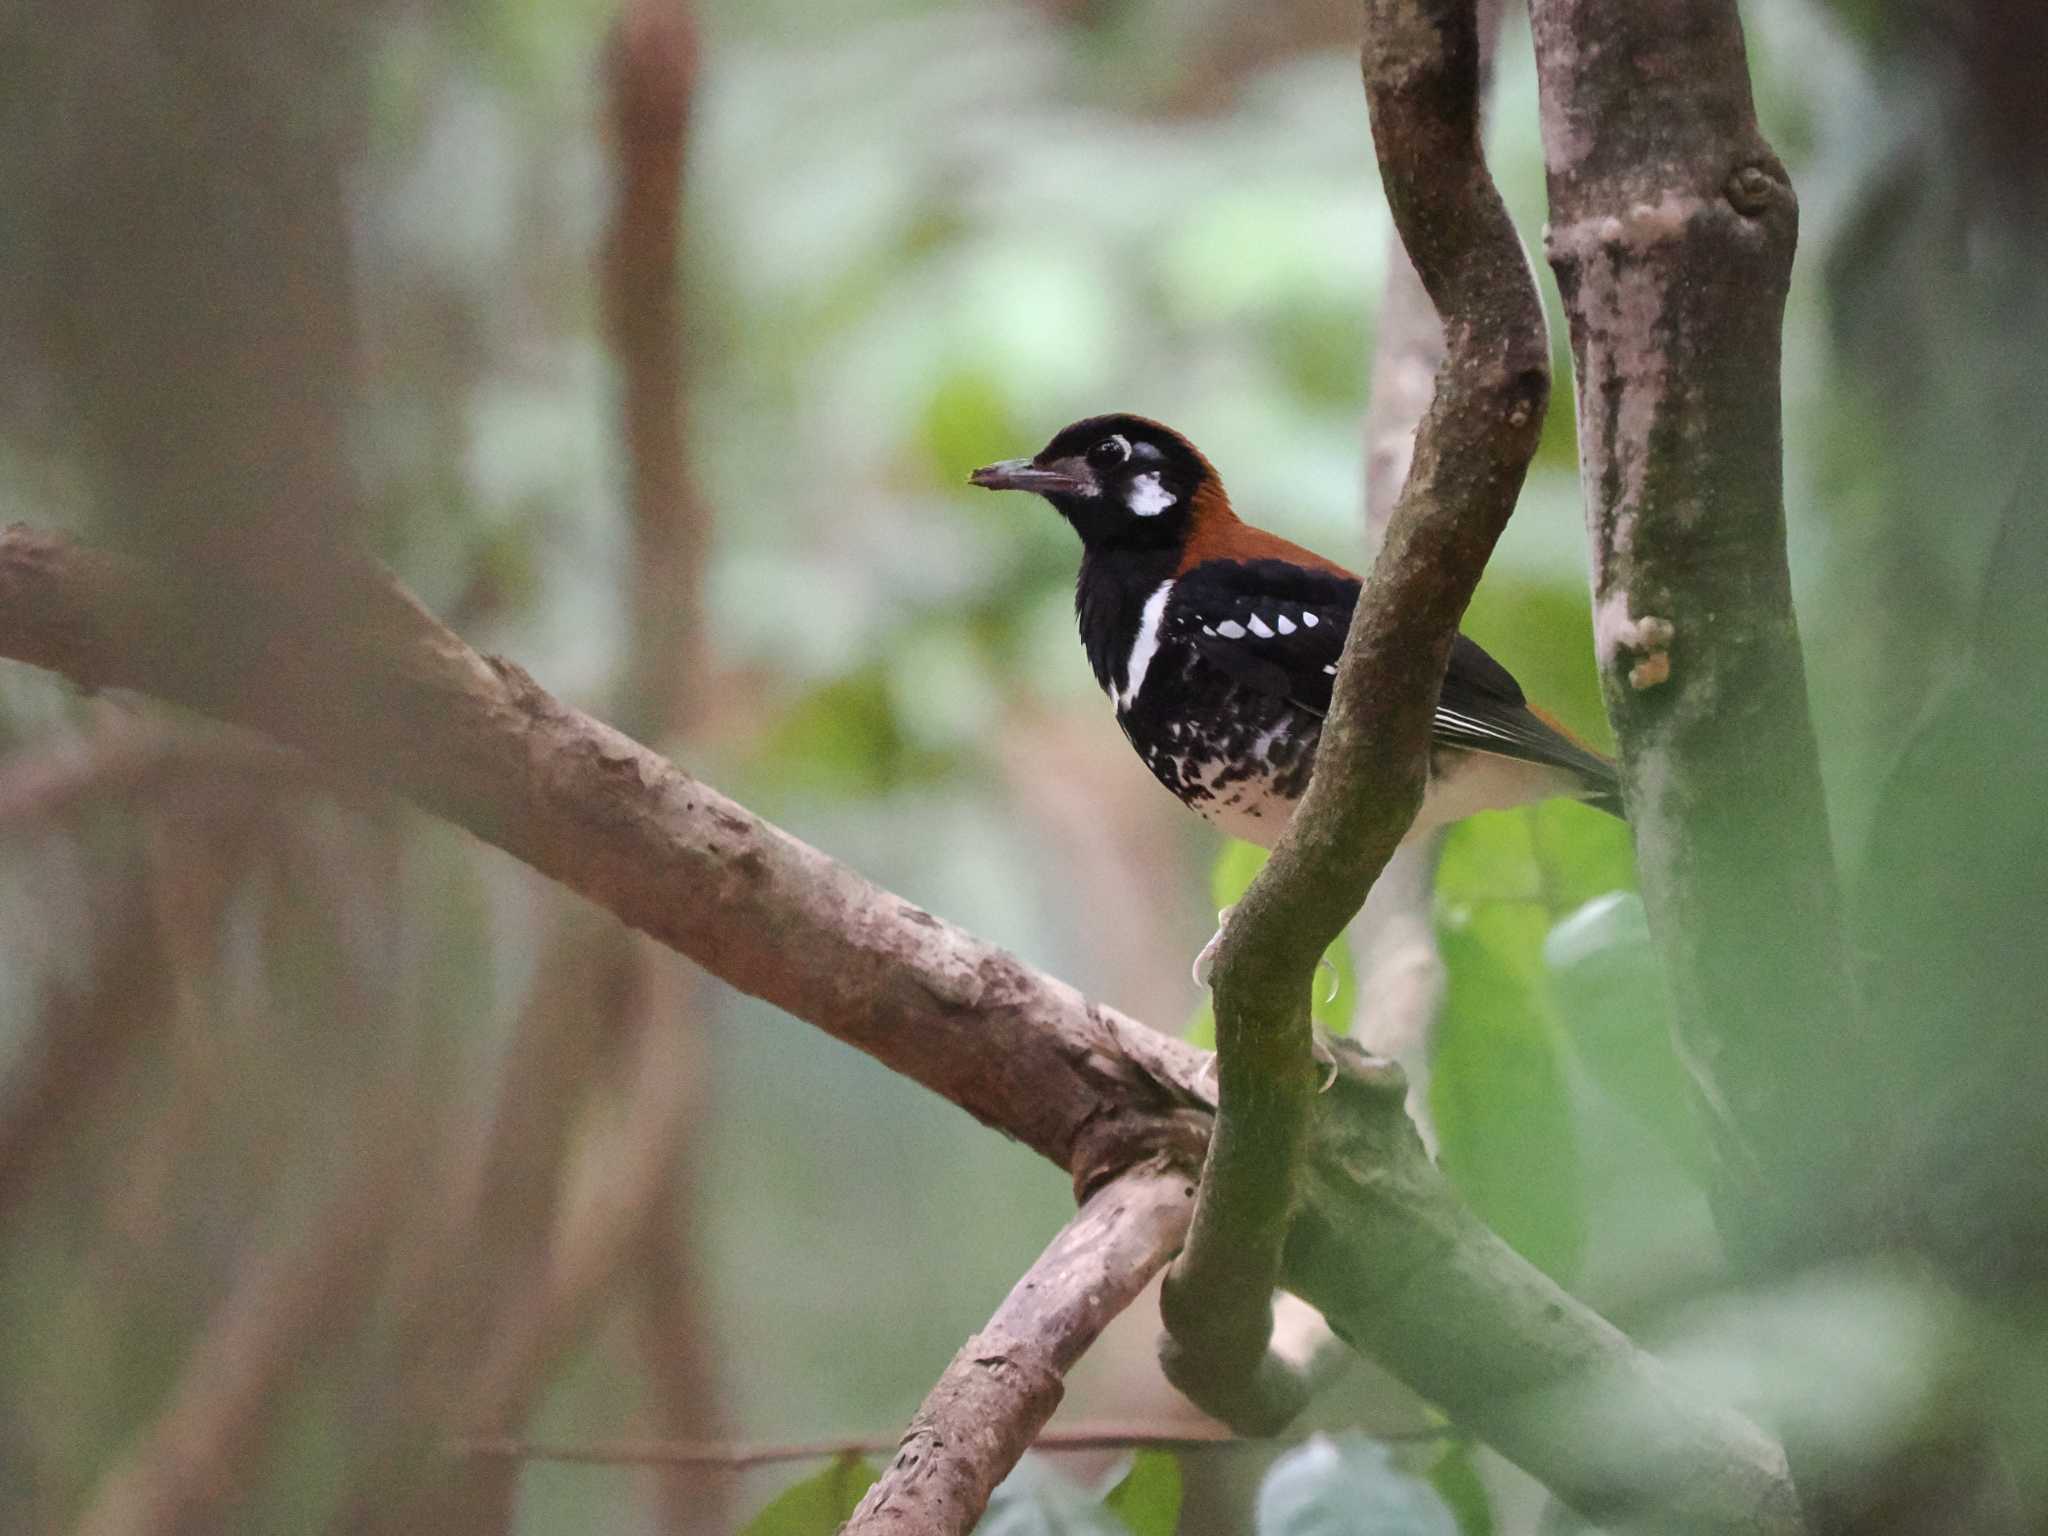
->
[[1315, 955, 1341, 1007], [1312, 1030, 1341, 1093], [1192, 904, 1237, 988]]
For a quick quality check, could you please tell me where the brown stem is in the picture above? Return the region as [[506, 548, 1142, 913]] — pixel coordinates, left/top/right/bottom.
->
[[69, 1088, 422, 1536], [452, 1419, 1453, 1469], [1158, 0, 1549, 1433], [842, 1163, 1194, 1536]]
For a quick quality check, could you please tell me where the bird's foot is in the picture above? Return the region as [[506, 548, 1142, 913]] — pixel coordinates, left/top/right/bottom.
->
[[1192, 906, 1341, 1008], [1311, 1028, 1341, 1093], [1192, 905, 1342, 1093], [1191, 905, 1235, 988]]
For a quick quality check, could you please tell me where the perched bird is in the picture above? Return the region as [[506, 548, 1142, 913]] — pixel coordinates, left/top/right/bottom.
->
[[971, 414, 1621, 866]]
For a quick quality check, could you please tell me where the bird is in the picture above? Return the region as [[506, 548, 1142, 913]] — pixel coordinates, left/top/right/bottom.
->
[[970, 414, 1622, 965]]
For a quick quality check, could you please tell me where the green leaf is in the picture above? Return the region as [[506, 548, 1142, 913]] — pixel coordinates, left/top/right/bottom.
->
[[1185, 995, 1216, 1050], [1437, 802, 1634, 921], [1192, 840, 1356, 1040], [740, 1455, 880, 1536], [1102, 1449, 1183, 1536], [1527, 798, 1636, 911], [1255, 1433, 1460, 1536], [1209, 839, 1270, 910], [978, 1456, 1132, 1536], [1430, 904, 1588, 1284], [1435, 811, 1543, 910], [919, 364, 1021, 491], [1312, 926, 1356, 1037], [1426, 1442, 1495, 1536], [1545, 893, 1709, 1182]]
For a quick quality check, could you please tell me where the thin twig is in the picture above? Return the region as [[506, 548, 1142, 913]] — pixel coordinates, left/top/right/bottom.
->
[[450, 1420, 1458, 1469], [1346, 0, 1508, 1157], [843, 1163, 1195, 1536]]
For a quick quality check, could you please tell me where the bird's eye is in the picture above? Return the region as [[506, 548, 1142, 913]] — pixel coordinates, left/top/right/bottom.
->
[[1087, 434, 1132, 471]]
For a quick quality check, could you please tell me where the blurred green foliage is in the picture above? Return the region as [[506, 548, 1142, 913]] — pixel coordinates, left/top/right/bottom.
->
[[1255, 1433, 1459, 1536], [6, 0, 2047, 1531], [1101, 1449, 1184, 1536], [737, 1454, 879, 1535]]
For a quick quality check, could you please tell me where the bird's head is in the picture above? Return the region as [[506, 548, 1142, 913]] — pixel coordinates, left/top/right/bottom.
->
[[970, 414, 1226, 556]]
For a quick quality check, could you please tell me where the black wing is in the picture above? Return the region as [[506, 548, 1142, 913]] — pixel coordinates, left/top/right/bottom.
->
[[1173, 558, 1618, 796], [1170, 558, 1356, 716]]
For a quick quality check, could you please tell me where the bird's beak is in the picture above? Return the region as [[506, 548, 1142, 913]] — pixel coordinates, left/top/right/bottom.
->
[[969, 458, 1091, 496]]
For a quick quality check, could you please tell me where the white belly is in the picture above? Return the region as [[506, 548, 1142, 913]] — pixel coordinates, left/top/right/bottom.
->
[[1184, 749, 1580, 850]]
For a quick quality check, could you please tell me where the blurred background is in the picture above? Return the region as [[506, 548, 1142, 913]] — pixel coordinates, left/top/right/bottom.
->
[[2, 0, 2045, 1531]]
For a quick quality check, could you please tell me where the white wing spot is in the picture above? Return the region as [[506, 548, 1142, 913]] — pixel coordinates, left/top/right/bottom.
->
[[1127, 472, 1177, 517], [1215, 620, 1247, 640], [1322, 663, 1337, 675], [1115, 580, 1175, 711], [1276, 614, 1297, 635], [1201, 625, 1216, 637], [1248, 615, 1274, 639], [1301, 612, 1319, 628]]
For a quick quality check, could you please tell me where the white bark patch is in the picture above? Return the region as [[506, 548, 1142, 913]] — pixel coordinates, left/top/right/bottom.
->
[[1594, 590, 1676, 688]]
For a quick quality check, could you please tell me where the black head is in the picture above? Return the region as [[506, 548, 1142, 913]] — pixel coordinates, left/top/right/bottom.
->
[[969, 414, 1219, 554]]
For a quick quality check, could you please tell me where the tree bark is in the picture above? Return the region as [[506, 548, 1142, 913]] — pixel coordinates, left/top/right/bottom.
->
[[1528, 2, 1869, 1529], [1527, 0, 1866, 1261]]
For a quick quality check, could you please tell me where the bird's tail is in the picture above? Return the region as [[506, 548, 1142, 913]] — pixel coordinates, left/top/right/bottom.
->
[[1580, 780, 1627, 821]]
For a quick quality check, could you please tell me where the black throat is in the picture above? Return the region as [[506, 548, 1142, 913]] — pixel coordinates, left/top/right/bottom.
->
[[1074, 546, 1179, 696]]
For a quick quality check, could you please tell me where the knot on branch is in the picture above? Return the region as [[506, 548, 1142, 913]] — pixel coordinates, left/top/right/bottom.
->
[[1067, 1115, 1207, 1206], [1593, 593, 1676, 691], [1724, 159, 1791, 219]]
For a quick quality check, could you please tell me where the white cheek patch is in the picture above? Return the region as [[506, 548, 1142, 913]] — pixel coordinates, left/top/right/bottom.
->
[[1126, 472, 1177, 517]]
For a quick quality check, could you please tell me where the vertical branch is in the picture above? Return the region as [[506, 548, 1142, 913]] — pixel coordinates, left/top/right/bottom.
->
[[600, 5, 722, 1529], [1347, 0, 1506, 1133], [1528, 6, 1870, 1529], [1158, 0, 1548, 1432], [1525, 0, 1865, 1256], [605, 0, 707, 748]]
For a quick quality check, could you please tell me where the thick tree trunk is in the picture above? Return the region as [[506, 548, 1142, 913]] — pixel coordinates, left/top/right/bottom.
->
[[1527, 0, 1866, 1266]]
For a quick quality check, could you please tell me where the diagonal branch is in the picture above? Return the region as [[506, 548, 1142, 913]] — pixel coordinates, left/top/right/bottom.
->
[[0, 524, 1797, 1531], [1159, 0, 1550, 1431], [842, 1162, 1194, 1536]]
